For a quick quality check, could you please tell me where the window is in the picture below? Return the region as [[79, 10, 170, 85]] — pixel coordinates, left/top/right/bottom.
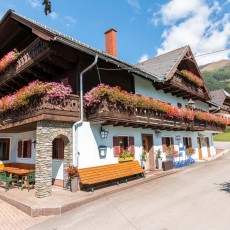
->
[[183, 137, 192, 148], [113, 136, 135, 157], [18, 140, 31, 158], [52, 138, 64, 160], [162, 137, 174, 152], [0, 138, 10, 161], [177, 102, 182, 108]]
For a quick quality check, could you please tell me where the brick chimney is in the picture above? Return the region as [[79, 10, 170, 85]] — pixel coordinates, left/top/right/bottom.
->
[[104, 28, 117, 57]]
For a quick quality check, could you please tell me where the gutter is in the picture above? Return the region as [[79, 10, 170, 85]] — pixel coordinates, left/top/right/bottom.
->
[[72, 55, 98, 166]]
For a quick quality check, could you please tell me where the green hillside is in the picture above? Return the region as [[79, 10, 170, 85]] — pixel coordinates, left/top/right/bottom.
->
[[200, 60, 230, 93]]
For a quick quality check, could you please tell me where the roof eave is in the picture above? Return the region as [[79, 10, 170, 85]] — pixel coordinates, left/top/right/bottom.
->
[[54, 36, 160, 82]]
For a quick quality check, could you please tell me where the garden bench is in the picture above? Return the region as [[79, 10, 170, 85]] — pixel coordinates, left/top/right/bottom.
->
[[0, 171, 17, 192], [78, 161, 144, 192]]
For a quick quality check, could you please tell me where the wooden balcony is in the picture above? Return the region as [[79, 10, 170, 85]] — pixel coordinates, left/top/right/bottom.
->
[[0, 38, 49, 90], [0, 95, 79, 133], [87, 101, 226, 132], [154, 71, 209, 101]]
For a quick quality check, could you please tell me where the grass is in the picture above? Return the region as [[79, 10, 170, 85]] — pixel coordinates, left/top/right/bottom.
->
[[213, 132, 230, 142]]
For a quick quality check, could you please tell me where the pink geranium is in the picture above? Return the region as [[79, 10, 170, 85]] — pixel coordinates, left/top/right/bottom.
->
[[0, 80, 72, 113], [84, 84, 230, 126], [181, 70, 203, 87], [0, 49, 19, 72]]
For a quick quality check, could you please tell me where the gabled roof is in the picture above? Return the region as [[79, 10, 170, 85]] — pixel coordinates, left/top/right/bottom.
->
[[210, 89, 230, 106], [0, 10, 159, 82], [135, 46, 187, 80]]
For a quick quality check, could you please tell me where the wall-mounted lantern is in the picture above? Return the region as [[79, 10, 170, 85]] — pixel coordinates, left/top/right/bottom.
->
[[155, 130, 161, 138], [98, 145, 107, 158], [32, 140, 37, 148], [100, 126, 109, 139]]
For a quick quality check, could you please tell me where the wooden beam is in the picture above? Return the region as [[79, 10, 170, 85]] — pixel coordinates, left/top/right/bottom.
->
[[25, 68, 47, 81], [48, 54, 74, 70], [35, 62, 61, 75]]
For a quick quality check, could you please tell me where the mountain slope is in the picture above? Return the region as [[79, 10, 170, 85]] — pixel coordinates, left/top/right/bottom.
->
[[200, 59, 230, 93]]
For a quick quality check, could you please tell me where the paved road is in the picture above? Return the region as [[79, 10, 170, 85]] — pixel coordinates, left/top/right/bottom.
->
[[31, 151, 230, 230], [214, 141, 230, 150]]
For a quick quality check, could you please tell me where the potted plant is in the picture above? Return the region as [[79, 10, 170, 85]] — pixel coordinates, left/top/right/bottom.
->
[[165, 145, 178, 158], [141, 150, 148, 169], [155, 149, 162, 169], [118, 149, 135, 163], [66, 165, 79, 192], [186, 147, 195, 155]]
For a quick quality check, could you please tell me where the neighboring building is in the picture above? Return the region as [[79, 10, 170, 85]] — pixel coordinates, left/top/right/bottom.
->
[[210, 89, 230, 118], [0, 10, 228, 198]]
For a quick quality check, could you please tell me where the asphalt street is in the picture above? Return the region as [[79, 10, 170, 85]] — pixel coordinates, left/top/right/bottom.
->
[[30, 150, 230, 230]]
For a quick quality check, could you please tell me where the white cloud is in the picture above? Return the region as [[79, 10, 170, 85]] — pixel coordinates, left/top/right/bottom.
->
[[138, 54, 149, 63], [49, 12, 58, 20], [127, 0, 140, 12], [27, 0, 40, 8], [152, 0, 230, 65], [63, 16, 77, 28]]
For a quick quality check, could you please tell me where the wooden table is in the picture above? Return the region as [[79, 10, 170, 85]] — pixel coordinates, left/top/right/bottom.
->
[[0, 167, 30, 188]]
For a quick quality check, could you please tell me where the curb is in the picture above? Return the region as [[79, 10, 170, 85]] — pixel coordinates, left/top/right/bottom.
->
[[0, 168, 185, 217]]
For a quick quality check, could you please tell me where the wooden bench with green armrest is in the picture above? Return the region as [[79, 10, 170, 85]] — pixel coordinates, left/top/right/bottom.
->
[[0, 171, 17, 192], [78, 161, 144, 192]]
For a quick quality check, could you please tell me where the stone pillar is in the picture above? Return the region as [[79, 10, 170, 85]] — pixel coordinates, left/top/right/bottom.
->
[[35, 120, 73, 198]]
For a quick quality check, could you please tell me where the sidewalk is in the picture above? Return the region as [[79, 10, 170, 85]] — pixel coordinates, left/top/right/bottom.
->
[[0, 149, 227, 217], [0, 168, 185, 217], [196, 148, 229, 162]]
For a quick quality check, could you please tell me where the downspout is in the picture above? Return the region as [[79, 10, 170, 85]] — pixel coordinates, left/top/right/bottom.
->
[[72, 55, 98, 166]]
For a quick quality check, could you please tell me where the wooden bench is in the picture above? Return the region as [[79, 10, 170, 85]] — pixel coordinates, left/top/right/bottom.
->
[[0, 171, 17, 192], [78, 161, 144, 192]]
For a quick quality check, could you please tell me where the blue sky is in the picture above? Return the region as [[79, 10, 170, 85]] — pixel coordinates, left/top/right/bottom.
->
[[0, 0, 229, 65]]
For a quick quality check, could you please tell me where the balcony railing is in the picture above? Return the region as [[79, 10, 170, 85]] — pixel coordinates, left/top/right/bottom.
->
[[0, 38, 49, 85], [87, 100, 226, 132], [171, 72, 205, 98], [0, 95, 79, 130]]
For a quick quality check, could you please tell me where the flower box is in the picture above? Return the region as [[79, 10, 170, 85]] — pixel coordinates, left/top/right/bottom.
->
[[118, 157, 134, 163]]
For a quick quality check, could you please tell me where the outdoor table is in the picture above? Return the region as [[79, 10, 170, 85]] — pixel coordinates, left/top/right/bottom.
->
[[2, 167, 20, 177], [9, 169, 30, 188]]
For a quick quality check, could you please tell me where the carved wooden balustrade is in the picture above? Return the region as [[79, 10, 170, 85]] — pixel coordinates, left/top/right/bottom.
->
[[0, 95, 79, 129], [171, 72, 205, 98], [87, 100, 226, 132], [0, 38, 49, 85]]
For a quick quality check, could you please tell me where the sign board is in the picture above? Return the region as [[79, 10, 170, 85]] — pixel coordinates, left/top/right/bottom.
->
[[179, 146, 185, 151], [175, 135, 181, 142]]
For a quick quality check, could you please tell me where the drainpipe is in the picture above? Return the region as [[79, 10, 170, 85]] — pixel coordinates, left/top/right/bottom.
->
[[72, 55, 98, 166]]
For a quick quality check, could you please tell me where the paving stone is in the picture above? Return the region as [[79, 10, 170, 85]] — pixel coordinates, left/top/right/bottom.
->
[[0, 199, 53, 230]]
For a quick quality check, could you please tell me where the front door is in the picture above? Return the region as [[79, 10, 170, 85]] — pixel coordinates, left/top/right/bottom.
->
[[197, 137, 202, 160], [206, 137, 211, 157], [142, 135, 154, 170]]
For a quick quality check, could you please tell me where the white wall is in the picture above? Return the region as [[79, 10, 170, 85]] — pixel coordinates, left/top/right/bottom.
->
[[52, 160, 63, 180], [134, 75, 210, 111], [76, 122, 216, 169], [0, 131, 36, 164]]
